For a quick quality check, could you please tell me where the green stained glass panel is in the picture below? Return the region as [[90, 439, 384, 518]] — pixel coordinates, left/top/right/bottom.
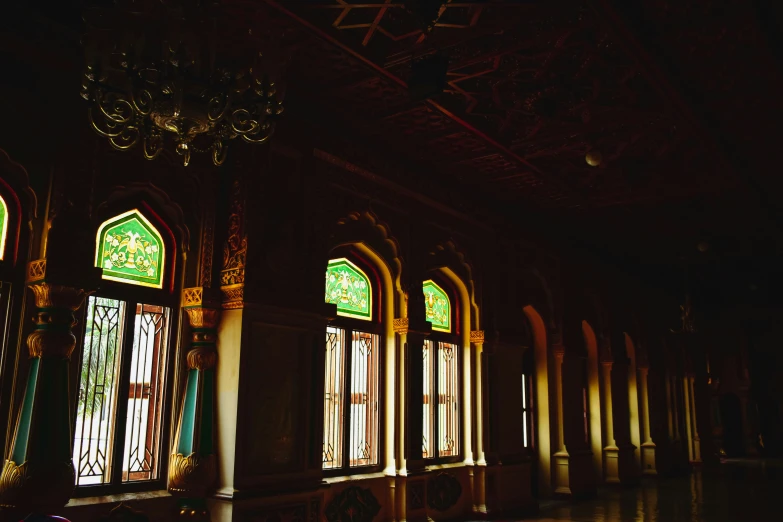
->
[[325, 258, 372, 321], [0, 194, 8, 261], [423, 280, 450, 333], [95, 210, 165, 288]]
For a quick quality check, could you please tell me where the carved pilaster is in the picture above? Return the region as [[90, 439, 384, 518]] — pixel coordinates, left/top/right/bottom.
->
[[169, 287, 220, 512], [220, 179, 246, 310], [0, 260, 92, 511]]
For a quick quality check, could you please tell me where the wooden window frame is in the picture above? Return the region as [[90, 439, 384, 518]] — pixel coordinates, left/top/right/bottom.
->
[[424, 275, 463, 464], [70, 288, 178, 497], [323, 251, 384, 477]]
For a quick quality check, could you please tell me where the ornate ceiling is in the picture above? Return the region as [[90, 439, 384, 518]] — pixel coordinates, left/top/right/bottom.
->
[[3, 1, 783, 304], [269, 0, 742, 212]]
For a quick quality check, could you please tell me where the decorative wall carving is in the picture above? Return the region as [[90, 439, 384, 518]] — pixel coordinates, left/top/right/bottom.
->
[[393, 317, 409, 334], [325, 486, 381, 522], [470, 330, 485, 343], [427, 472, 462, 512], [408, 480, 425, 510], [200, 208, 215, 288], [221, 178, 246, 309]]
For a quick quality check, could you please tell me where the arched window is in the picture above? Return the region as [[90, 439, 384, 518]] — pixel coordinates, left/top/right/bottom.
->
[[323, 256, 382, 473], [73, 208, 175, 493], [423, 278, 461, 461], [0, 194, 8, 261]]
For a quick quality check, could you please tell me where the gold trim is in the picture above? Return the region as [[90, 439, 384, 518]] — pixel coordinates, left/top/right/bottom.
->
[[184, 307, 220, 329], [28, 282, 89, 311], [470, 330, 485, 343], [220, 283, 244, 309], [26, 259, 46, 283], [183, 287, 204, 307], [168, 453, 217, 496], [393, 318, 409, 334], [186, 347, 218, 370]]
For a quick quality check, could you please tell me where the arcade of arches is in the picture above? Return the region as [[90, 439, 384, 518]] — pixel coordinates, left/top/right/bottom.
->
[[2, 3, 783, 522], [0, 140, 771, 521]]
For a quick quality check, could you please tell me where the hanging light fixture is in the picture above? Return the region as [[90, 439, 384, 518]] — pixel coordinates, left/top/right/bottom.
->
[[80, 0, 285, 167]]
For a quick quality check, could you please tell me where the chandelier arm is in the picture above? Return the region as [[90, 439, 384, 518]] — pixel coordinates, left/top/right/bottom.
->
[[241, 125, 274, 144], [95, 95, 135, 125], [143, 137, 163, 160], [212, 141, 228, 166], [88, 108, 130, 138], [109, 130, 140, 151]]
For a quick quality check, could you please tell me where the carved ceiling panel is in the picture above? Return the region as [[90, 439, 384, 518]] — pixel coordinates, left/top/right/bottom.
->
[[270, 0, 744, 212]]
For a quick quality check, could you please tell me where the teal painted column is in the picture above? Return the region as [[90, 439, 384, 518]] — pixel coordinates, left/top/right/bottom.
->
[[169, 288, 219, 520], [0, 260, 91, 512]]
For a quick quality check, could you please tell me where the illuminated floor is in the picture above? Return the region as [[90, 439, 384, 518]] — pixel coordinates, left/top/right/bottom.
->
[[525, 459, 782, 522]]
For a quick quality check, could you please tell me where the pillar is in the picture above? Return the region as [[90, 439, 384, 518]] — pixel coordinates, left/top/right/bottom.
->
[[169, 288, 220, 520], [683, 376, 694, 463], [687, 375, 702, 464], [637, 364, 657, 475], [551, 341, 571, 495], [600, 346, 620, 484], [0, 259, 92, 512]]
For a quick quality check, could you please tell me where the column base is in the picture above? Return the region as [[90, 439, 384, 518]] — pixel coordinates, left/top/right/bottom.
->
[[553, 451, 571, 495], [603, 446, 621, 484], [603, 445, 639, 485], [641, 442, 657, 476]]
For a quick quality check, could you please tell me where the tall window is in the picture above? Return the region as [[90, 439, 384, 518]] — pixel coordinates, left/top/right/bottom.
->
[[423, 279, 460, 461], [323, 257, 381, 472], [522, 348, 535, 448], [73, 209, 173, 491], [0, 194, 8, 261]]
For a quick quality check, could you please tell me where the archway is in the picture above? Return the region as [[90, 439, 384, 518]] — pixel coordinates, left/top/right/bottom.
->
[[582, 321, 603, 479], [625, 333, 642, 467], [523, 305, 551, 497]]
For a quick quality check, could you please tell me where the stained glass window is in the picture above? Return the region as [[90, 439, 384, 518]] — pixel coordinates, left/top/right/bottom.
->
[[325, 258, 372, 321], [0, 194, 8, 261], [423, 280, 450, 333], [95, 210, 165, 289]]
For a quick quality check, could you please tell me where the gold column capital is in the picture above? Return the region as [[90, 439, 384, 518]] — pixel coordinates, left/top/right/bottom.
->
[[393, 317, 409, 334], [470, 330, 485, 343]]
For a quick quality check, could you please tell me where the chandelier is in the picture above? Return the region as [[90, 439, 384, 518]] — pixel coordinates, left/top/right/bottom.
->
[[80, 0, 285, 167]]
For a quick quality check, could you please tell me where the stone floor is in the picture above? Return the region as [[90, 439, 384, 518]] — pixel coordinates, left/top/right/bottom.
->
[[523, 459, 782, 521]]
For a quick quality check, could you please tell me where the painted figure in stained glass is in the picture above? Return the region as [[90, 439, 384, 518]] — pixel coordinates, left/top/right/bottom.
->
[[325, 258, 372, 321], [95, 210, 165, 288], [423, 280, 450, 333], [0, 194, 8, 261]]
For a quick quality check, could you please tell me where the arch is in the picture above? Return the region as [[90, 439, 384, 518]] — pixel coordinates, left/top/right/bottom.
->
[[0, 194, 8, 261], [523, 305, 551, 495], [93, 185, 187, 295], [582, 320, 603, 478], [331, 211, 404, 306], [95, 209, 166, 289], [624, 333, 642, 466], [426, 240, 480, 467], [326, 213, 404, 477], [0, 149, 37, 266]]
